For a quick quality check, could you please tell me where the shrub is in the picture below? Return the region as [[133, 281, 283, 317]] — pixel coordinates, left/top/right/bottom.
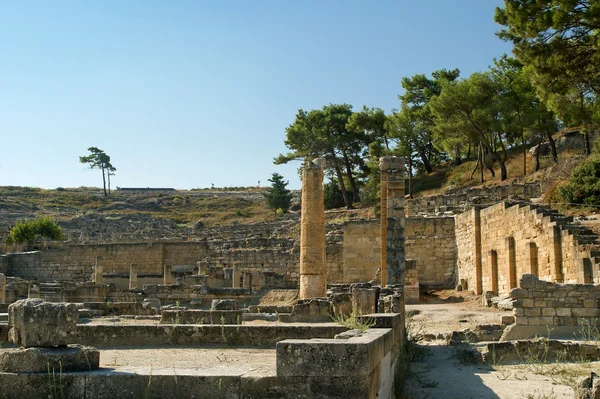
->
[[558, 156, 600, 206], [6, 216, 63, 244]]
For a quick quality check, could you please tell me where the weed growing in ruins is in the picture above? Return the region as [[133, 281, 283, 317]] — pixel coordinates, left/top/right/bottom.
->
[[523, 390, 557, 399], [394, 321, 436, 398], [332, 311, 375, 332], [577, 319, 600, 345], [47, 361, 64, 399], [144, 365, 153, 399]]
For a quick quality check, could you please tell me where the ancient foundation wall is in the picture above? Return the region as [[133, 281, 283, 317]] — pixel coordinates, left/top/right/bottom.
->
[[503, 274, 600, 340], [456, 202, 592, 295]]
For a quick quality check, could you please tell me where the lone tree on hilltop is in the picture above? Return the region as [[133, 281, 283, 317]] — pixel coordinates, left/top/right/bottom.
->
[[79, 147, 116, 197], [264, 173, 293, 213], [5, 216, 63, 244]]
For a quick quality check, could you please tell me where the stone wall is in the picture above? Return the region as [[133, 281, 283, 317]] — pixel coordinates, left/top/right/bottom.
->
[[0, 216, 457, 288], [456, 201, 596, 295], [406, 182, 541, 216], [405, 216, 456, 286], [503, 274, 600, 340]]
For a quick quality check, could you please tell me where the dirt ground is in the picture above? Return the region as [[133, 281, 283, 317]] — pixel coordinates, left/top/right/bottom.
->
[[99, 347, 276, 377], [403, 290, 597, 399]]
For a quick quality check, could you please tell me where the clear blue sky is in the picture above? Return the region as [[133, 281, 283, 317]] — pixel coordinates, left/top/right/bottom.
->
[[0, 0, 511, 190]]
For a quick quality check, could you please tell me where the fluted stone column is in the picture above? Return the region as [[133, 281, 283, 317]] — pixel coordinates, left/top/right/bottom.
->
[[0, 273, 6, 304], [380, 157, 405, 286], [129, 263, 138, 290], [299, 158, 327, 299], [94, 256, 103, 284], [164, 264, 173, 285], [232, 266, 240, 288]]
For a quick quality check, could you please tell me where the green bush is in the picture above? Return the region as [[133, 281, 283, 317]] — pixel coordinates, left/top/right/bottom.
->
[[5, 216, 63, 244], [558, 156, 600, 206], [264, 173, 293, 213], [323, 180, 347, 210]]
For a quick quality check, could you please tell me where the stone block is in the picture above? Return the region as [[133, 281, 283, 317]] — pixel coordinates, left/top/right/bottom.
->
[[522, 298, 534, 308], [8, 299, 78, 348], [211, 299, 239, 311], [0, 344, 99, 373], [583, 299, 597, 308], [524, 308, 541, 317], [287, 299, 332, 322], [542, 308, 556, 317], [330, 293, 352, 318], [351, 286, 378, 316], [556, 308, 572, 317], [528, 317, 541, 326], [509, 288, 528, 299], [572, 308, 600, 318]]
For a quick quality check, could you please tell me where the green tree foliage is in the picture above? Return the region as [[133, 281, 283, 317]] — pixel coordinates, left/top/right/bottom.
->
[[323, 179, 346, 210], [496, 0, 600, 154], [399, 69, 460, 170], [275, 104, 369, 209], [263, 173, 293, 213], [79, 147, 116, 197], [6, 216, 63, 244]]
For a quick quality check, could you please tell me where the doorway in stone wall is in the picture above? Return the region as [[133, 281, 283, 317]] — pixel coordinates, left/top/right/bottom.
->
[[529, 242, 539, 276], [507, 237, 517, 289], [490, 250, 499, 294]]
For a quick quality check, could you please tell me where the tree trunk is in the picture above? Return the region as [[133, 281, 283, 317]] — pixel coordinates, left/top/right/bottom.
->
[[535, 136, 543, 172], [407, 156, 413, 199], [417, 147, 433, 173], [479, 143, 484, 183], [454, 144, 462, 166], [341, 150, 360, 202], [466, 143, 471, 159], [521, 129, 527, 176], [331, 155, 351, 209], [107, 172, 111, 196], [496, 133, 508, 181], [101, 166, 107, 197], [482, 145, 495, 178], [545, 131, 558, 163]]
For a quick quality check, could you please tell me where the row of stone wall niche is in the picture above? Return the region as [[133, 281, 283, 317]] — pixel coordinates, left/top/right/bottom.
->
[[456, 201, 600, 296]]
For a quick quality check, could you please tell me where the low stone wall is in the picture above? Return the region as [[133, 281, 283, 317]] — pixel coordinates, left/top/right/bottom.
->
[[502, 274, 600, 340], [70, 324, 348, 347]]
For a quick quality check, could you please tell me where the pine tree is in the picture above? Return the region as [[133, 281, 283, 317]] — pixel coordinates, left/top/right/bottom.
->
[[263, 173, 293, 213]]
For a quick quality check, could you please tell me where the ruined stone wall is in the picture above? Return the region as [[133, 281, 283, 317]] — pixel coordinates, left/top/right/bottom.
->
[[456, 202, 591, 295], [341, 220, 380, 283], [2, 242, 211, 282], [406, 182, 541, 216], [336, 218, 456, 286], [406, 216, 456, 286], [455, 209, 477, 291], [511, 274, 600, 329]]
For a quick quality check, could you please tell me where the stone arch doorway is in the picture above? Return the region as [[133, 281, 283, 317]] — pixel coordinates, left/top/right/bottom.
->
[[507, 237, 517, 289]]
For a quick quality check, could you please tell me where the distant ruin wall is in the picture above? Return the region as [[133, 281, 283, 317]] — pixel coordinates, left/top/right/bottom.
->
[[456, 202, 592, 296], [406, 182, 541, 216], [2, 242, 210, 282], [338, 217, 456, 286], [0, 217, 457, 288]]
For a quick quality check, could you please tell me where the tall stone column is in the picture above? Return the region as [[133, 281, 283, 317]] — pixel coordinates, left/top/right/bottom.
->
[[379, 157, 405, 286], [94, 256, 103, 284], [380, 160, 389, 286], [0, 273, 6, 304], [299, 158, 327, 299], [232, 266, 240, 288], [164, 264, 173, 285], [129, 263, 138, 290]]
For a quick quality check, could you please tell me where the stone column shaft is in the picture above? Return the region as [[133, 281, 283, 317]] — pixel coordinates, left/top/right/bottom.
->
[[0, 273, 5, 304], [129, 263, 138, 290], [164, 264, 173, 285], [232, 266, 240, 288], [94, 256, 103, 284], [299, 158, 327, 299], [380, 157, 405, 287], [380, 168, 389, 286]]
